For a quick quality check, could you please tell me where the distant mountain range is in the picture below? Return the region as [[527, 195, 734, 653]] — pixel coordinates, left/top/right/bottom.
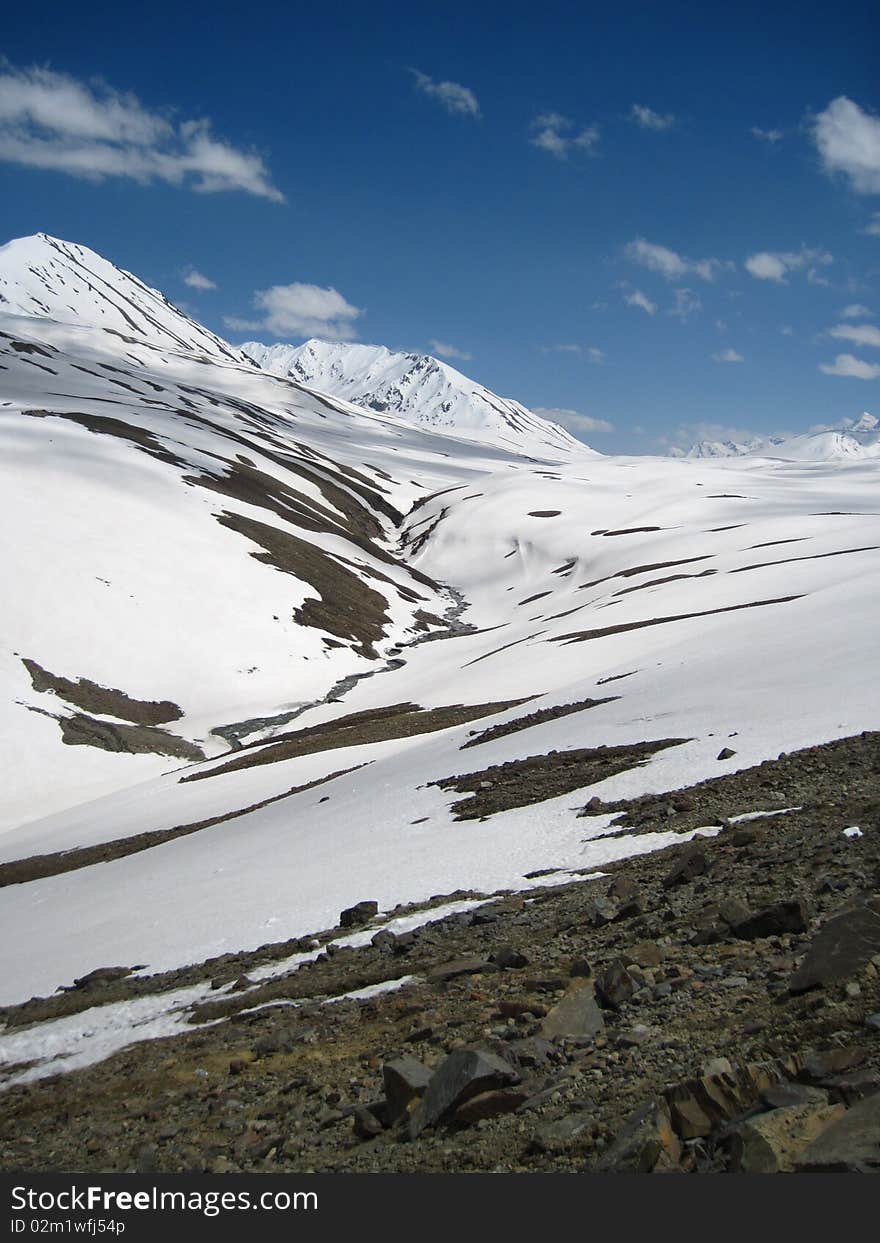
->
[[678, 413, 880, 461]]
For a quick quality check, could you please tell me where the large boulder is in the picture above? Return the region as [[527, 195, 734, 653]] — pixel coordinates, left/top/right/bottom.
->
[[408, 1048, 521, 1138]]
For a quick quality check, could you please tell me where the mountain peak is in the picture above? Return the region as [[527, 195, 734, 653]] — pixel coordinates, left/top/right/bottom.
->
[[242, 337, 594, 460], [0, 233, 245, 362]]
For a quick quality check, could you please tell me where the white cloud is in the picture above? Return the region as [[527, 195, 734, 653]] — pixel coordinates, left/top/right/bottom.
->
[[541, 343, 582, 354], [712, 348, 744, 363], [428, 339, 472, 361], [829, 322, 880, 348], [534, 407, 614, 434], [183, 268, 216, 291], [840, 304, 873, 318], [410, 70, 480, 118], [624, 288, 656, 315], [587, 346, 605, 363], [751, 127, 783, 143], [866, 214, 880, 236], [625, 237, 719, 282], [0, 64, 283, 200], [813, 96, 880, 194], [744, 246, 833, 283], [529, 113, 599, 159], [670, 288, 702, 320], [819, 353, 880, 379], [630, 104, 675, 131], [780, 325, 794, 336], [226, 283, 363, 340]]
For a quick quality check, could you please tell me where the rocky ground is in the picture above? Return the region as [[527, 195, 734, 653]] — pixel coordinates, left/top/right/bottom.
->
[[1, 731, 879, 1174]]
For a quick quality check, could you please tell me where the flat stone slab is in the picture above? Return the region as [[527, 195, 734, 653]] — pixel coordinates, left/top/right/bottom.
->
[[790, 903, 880, 993]]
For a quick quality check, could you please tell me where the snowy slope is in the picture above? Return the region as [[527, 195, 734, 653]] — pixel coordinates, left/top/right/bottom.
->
[[1, 235, 879, 1026], [241, 338, 591, 460], [0, 233, 246, 362]]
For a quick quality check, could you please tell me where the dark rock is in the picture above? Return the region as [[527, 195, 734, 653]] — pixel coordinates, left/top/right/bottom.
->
[[72, 966, 132, 990], [452, 1089, 527, 1126], [339, 901, 379, 928], [371, 930, 397, 952], [583, 897, 617, 927], [789, 903, 880, 993], [382, 1056, 432, 1121], [623, 941, 663, 968], [607, 876, 640, 904], [596, 1099, 681, 1173], [595, 962, 636, 1010], [663, 846, 709, 889], [800, 1047, 867, 1083], [506, 1037, 555, 1069], [409, 1048, 521, 1138], [352, 1106, 384, 1140], [498, 999, 545, 1019], [729, 1103, 847, 1173], [761, 1083, 829, 1110], [427, 957, 495, 983], [540, 980, 605, 1041], [796, 1093, 880, 1171], [732, 898, 810, 940], [529, 1111, 595, 1153], [717, 747, 737, 760], [490, 946, 530, 970]]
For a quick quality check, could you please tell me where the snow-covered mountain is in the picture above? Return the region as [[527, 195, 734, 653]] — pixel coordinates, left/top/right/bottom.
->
[[0, 233, 247, 362], [1, 233, 879, 1075], [241, 338, 591, 460], [682, 414, 880, 461]]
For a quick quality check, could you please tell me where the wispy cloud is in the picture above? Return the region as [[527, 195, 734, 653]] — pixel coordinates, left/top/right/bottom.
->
[[813, 96, 880, 194], [829, 322, 880, 348], [624, 288, 657, 315], [625, 237, 719, 282], [429, 339, 471, 361], [711, 348, 744, 363], [819, 353, 880, 379], [670, 288, 702, 320], [534, 407, 614, 434], [0, 63, 283, 200], [587, 346, 605, 363], [840, 304, 873, 318], [744, 246, 833, 283], [866, 214, 880, 236], [751, 127, 783, 143], [226, 282, 363, 340], [529, 112, 599, 159], [410, 70, 480, 118], [183, 267, 216, 291], [630, 104, 675, 131], [541, 343, 582, 354]]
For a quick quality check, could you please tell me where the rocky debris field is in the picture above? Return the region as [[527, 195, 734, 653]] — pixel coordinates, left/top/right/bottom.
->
[[1, 731, 879, 1174]]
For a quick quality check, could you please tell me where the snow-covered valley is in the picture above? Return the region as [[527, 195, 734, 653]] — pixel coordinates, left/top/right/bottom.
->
[[1, 235, 878, 1083]]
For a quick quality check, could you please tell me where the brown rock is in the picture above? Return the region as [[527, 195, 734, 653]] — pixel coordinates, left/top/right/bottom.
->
[[730, 1103, 847, 1173]]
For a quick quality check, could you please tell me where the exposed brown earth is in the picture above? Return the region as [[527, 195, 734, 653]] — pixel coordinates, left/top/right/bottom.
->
[[1, 730, 878, 1175]]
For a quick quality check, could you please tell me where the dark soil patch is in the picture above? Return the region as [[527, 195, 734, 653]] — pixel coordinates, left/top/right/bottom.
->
[[435, 738, 688, 819], [22, 659, 183, 726], [461, 697, 618, 750], [216, 511, 390, 658], [59, 714, 203, 762], [555, 595, 802, 644], [20, 409, 186, 468], [183, 700, 533, 783]]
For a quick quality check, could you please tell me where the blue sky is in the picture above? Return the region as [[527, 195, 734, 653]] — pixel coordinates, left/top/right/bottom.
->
[[2, 0, 879, 452]]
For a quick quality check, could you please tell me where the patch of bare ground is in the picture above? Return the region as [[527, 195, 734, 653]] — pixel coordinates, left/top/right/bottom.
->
[[59, 714, 203, 762], [0, 768, 362, 890], [182, 699, 534, 783], [460, 697, 619, 750], [555, 594, 802, 644], [22, 659, 182, 726], [20, 409, 186, 468], [434, 738, 689, 819], [1, 733, 879, 1173], [215, 510, 391, 657]]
